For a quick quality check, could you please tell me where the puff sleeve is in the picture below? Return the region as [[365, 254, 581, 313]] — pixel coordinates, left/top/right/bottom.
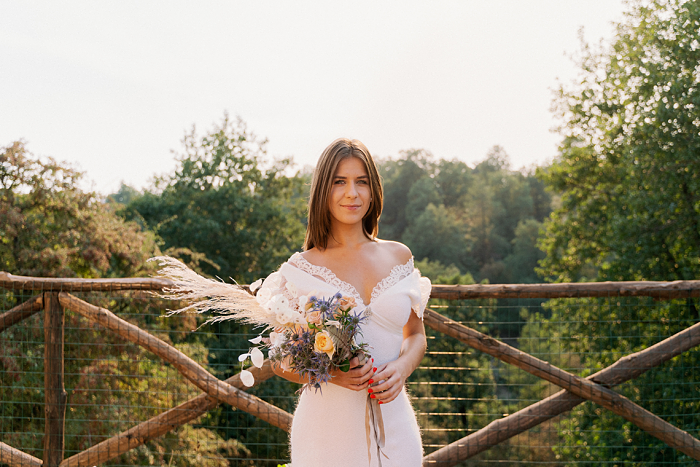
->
[[409, 270, 432, 319]]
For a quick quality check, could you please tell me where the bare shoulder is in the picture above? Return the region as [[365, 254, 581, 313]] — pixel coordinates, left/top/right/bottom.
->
[[299, 247, 323, 264], [374, 239, 413, 265]]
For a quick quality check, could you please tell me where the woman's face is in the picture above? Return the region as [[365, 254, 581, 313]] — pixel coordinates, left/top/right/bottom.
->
[[328, 156, 371, 227]]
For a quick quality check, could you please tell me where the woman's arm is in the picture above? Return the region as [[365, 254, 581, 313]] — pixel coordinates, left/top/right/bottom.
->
[[369, 311, 427, 404]]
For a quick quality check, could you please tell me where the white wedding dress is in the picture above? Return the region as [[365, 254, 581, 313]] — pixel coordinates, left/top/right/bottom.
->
[[258, 252, 431, 467]]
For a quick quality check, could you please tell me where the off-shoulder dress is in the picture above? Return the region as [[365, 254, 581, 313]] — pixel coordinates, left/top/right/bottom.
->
[[257, 252, 431, 467]]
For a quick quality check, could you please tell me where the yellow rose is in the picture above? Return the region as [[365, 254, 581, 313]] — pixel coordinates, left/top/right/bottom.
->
[[314, 330, 335, 358]]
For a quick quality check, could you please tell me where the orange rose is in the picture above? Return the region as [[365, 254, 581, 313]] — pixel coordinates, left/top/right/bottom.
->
[[306, 310, 323, 325], [339, 296, 356, 310]]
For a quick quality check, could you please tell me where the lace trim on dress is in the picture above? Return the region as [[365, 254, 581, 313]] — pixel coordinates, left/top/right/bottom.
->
[[288, 252, 363, 303], [370, 258, 414, 303], [288, 252, 414, 307]]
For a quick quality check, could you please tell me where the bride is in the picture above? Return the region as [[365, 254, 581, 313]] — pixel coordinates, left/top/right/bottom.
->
[[258, 138, 431, 466]]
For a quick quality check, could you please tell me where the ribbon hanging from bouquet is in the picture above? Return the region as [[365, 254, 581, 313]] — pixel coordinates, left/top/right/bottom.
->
[[365, 394, 388, 466]]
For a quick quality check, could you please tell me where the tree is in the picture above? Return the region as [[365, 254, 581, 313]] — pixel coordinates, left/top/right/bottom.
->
[[378, 149, 433, 240], [463, 173, 508, 271], [379, 146, 551, 284], [106, 183, 141, 206], [1, 142, 252, 465], [123, 114, 307, 283], [536, 1, 700, 464], [433, 159, 472, 209], [503, 219, 546, 284], [0, 141, 157, 278], [402, 203, 469, 269], [538, 0, 700, 283], [404, 177, 442, 221]]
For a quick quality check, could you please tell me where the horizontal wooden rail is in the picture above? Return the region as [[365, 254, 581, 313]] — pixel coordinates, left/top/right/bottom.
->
[[0, 272, 173, 292], [430, 280, 700, 300], [0, 294, 43, 333], [59, 292, 293, 432], [422, 308, 700, 462], [423, 313, 700, 465], [0, 441, 42, 467], [2, 271, 699, 299], [60, 361, 276, 467]]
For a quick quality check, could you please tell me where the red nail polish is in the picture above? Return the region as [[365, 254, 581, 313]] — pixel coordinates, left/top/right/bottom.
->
[[378, 401, 383, 404], [373, 367, 377, 372], [368, 379, 374, 384], [368, 388, 373, 393], [370, 394, 376, 398], [371, 358, 374, 362]]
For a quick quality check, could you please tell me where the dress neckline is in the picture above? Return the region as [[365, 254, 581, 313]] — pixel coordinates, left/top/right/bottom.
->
[[289, 252, 414, 307]]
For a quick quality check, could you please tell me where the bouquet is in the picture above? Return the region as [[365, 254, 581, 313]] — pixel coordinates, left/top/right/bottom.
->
[[150, 257, 368, 391], [248, 289, 368, 391]]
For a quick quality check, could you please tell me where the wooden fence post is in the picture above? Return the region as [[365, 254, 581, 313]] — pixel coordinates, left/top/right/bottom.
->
[[43, 292, 66, 467]]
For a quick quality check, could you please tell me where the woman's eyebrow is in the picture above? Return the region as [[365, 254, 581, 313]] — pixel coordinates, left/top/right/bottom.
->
[[333, 174, 369, 179]]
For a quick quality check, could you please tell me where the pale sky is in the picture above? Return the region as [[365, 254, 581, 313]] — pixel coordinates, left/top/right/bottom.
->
[[1, 1, 626, 194]]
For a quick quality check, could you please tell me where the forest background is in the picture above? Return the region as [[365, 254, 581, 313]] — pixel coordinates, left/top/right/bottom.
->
[[1, 0, 699, 465]]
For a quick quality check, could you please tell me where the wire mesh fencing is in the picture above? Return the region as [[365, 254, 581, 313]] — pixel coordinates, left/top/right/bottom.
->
[[1, 282, 699, 466], [415, 294, 700, 466]]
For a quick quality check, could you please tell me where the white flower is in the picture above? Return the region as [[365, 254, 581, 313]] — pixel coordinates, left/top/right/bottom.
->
[[325, 319, 341, 327], [250, 347, 264, 368], [269, 331, 286, 347], [285, 281, 298, 297], [275, 307, 295, 325], [293, 314, 306, 325], [250, 278, 263, 293], [238, 353, 251, 362], [240, 369, 255, 387], [256, 287, 271, 305], [269, 294, 289, 313], [298, 295, 308, 309], [249, 336, 263, 344], [267, 294, 294, 325]]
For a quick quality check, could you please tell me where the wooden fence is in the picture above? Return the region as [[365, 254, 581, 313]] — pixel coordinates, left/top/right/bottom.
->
[[1, 271, 699, 466]]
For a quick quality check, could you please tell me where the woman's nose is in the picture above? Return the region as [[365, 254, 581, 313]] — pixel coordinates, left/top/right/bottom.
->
[[345, 181, 358, 197]]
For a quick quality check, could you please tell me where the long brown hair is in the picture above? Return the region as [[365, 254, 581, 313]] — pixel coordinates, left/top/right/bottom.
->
[[303, 138, 383, 251]]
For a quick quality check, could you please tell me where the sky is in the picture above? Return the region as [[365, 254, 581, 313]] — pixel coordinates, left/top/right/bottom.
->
[[1, 1, 627, 194]]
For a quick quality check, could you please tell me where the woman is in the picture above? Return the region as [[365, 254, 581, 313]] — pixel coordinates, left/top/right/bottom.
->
[[260, 138, 431, 466]]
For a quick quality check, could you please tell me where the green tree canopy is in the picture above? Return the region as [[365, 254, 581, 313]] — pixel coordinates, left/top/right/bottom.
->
[[538, 0, 700, 283], [0, 141, 250, 465], [533, 1, 700, 464], [123, 114, 307, 282], [379, 146, 551, 283], [0, 141, 157, 278]]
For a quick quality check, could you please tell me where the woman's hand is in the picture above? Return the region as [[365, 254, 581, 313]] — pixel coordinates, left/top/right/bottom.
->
[[329, 355, 375, 391], [367, 360, 408, 404]]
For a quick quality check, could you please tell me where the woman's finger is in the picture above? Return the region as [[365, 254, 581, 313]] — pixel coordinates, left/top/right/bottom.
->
[[370, 376, 392, 394], [374, 379, 400, 403]]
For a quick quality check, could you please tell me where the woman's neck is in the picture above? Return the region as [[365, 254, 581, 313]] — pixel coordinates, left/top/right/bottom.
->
[[327, 222, 370, 250]]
